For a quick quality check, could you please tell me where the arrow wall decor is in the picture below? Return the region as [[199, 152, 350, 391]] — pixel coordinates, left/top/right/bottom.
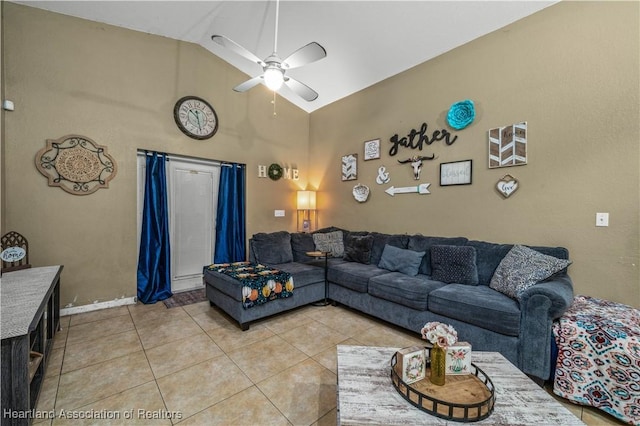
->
[[385, 183, 431, 196]]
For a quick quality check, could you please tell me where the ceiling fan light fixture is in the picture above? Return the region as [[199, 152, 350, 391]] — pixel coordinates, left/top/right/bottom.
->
[[264, 66, 284, 91]]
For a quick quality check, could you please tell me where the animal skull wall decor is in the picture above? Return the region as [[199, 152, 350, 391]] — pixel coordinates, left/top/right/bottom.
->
[[397, 154, 436, 180]]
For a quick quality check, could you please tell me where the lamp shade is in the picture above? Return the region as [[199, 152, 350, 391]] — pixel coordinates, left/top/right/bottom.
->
[[297, 190, 316, 210], [264, 67, 284, 91]]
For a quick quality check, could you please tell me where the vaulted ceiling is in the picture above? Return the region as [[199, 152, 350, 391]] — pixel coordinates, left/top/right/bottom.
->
[[11, 1, 557, 112]]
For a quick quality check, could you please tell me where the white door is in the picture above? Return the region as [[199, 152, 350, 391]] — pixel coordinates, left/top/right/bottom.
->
[[137, 154, 220, 294]]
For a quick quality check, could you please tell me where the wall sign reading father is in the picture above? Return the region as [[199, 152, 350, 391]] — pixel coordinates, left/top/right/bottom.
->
[[389, 122, 458, 156]]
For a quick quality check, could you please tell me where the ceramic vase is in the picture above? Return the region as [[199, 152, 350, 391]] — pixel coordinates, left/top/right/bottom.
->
[[430, 344, 446, 386]]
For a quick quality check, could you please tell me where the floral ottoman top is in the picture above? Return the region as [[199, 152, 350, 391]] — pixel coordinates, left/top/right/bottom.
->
[[205, 261, 294, 309]]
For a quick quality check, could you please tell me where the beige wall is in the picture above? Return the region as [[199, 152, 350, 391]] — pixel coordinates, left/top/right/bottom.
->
[[2, 3, 310, 307], [309, 1, 639, 307], [3, 2, 639, 309]]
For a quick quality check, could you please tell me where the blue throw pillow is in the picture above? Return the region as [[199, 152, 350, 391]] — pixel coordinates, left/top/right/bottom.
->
[[489, 244, 572, 299], [377, 244, 425, 277], [431, 245, 479, 285]]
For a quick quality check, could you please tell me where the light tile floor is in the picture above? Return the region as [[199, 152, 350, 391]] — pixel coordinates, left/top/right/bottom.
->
[[35, 301, 626, 425]]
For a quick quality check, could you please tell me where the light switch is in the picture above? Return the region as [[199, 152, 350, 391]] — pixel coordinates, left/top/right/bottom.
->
[[274, 210, 285, 217], [596, 212, 609, 227]]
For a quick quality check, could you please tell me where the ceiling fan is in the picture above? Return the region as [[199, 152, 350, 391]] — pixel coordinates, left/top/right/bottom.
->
[[212, 0, 326, 102]]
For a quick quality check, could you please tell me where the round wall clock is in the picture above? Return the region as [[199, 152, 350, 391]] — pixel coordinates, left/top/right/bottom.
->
[[173, 96, 219, 140]]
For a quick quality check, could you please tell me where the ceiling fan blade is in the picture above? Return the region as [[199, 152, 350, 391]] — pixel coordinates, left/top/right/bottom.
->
[[284, 76, 319, 102], [282, 42, 326, 69], [233, 76, 264, 93], [212, 35, 266, 67]]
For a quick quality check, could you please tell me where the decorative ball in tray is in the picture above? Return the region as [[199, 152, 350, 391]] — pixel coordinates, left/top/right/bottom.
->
[[390, 347, 496, 422]]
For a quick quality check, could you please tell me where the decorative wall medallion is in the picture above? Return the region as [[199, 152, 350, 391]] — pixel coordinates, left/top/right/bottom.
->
[[35, 134, 117, 195], [489, 121, 527, 168], [496, 174, 519, 198], [447, 99, 475, 130], [352, 183, 370, 202]]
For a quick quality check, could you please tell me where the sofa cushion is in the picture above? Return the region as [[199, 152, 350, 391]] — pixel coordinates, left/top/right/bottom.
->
[[328, 262, 388, 293], [343, 234, 374, 264], [408, 235, 468, 275], [489, 245, 572, 300], [370, 233, 409, 265], [313, 230, 344, 257], [428, 284, 521, 336], [251, 231, 293, 264], [465, 241, 513, 285], [271, 262, 324, 288], [431, 245, 479, 285], [290, 232, 316, 262], [378, 244, 425, 277], [368, 273, 447, 311]]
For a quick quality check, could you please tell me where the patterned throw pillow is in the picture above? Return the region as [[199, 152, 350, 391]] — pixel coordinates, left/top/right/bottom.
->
[[489, 244, 572, 299], [312, 230, 344, 257], [430, 245, 479, 285], [377, 244, 425, 277]]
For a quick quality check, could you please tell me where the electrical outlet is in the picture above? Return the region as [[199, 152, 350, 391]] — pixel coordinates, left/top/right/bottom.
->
[[596, 212, 609, 227], [274, 210, 285, 217]]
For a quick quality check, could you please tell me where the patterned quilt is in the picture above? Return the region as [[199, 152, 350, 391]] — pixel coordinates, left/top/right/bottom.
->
[[205, 261, 293, 309], [552, 295, 640, 425]]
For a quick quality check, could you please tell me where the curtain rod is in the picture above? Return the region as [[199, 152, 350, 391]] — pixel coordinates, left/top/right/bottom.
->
[[136, 150, 245, 168]]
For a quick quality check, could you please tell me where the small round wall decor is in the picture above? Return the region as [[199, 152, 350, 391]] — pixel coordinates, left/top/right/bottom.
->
[[35, 134, 117, 195], [268, 163, 283, 181], [352, 183, 370, 202], [447, 99, 475, 130]]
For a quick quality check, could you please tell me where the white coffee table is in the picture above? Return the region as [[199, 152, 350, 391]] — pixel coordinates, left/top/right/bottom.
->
[[336, 345, 584, 425]]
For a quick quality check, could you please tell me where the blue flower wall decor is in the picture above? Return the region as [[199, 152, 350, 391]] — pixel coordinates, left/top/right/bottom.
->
[[447, 100, 475, 130]]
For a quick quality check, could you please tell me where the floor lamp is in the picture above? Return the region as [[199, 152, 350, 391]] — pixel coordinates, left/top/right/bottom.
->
[[297, 190, 317, 233]]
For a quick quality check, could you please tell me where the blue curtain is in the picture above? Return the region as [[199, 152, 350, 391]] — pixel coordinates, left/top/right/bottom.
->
[[137, 152, 173, 304], [214, 163, 246, 263]]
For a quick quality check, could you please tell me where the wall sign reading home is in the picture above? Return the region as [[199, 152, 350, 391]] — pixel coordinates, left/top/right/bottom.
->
[[389, 122, 458, 156]]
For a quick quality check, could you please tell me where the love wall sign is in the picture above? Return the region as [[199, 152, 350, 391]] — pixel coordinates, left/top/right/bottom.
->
[[496, 174, 519, 198]]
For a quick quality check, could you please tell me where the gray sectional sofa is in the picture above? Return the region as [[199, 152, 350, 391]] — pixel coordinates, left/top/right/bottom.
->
[[204, 227, 573, 382]]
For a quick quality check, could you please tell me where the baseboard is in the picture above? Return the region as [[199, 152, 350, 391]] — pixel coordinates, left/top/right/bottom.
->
[[60, 297, 137, 316]]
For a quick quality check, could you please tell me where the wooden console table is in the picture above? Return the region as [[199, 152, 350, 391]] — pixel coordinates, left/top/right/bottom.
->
[[1, 265, 63, 426]]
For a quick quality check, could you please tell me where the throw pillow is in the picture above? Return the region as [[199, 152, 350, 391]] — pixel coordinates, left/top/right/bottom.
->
[[313, 230, 344, 257], [377, 244, 425, 277], [343, 234, 374, 264], [251, 231, 293, 264], [431, 245, 479, 285], [489, 244, 572, 299], [290, 232, 316, 262]]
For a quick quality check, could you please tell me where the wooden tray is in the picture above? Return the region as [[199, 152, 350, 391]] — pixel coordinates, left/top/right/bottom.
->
[[391, 350, 496, 422]]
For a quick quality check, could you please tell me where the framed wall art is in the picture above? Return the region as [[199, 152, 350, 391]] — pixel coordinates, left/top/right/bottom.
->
[[489, 121, 527, 168], [440, 160, 472, 186], [363, 139, 381, 161], [342, 154, 357, 181]]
